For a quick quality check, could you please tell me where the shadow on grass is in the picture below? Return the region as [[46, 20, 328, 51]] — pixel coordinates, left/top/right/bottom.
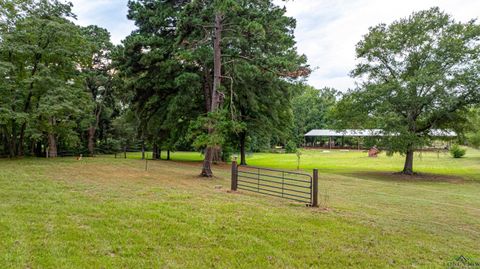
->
[[345, 171, 467, 184]]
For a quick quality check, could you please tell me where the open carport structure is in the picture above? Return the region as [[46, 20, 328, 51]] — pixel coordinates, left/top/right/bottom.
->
[[304, 129, 457, 150]]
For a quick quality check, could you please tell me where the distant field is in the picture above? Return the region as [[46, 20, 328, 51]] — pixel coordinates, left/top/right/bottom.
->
[[125, 148, 480, 181], [1, 152, 479, 268]]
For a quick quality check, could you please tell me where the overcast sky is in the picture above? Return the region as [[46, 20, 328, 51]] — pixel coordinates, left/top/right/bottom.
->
[[70, 0, 480, 92]]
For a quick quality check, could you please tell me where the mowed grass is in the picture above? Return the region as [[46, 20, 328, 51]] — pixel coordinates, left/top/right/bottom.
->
[[127, 148, 480, 180], [0, 150, 479, 268]]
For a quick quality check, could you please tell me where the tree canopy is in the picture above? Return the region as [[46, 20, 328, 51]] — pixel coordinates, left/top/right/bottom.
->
[[4, 2, 478, 179], [337, 7, 480, 174], [0, 0, 122, 157], [119, 0, 309, 174], [292, 86, 337, 145]]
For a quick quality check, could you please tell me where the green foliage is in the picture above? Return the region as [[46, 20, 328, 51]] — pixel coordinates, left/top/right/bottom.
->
[[0, 1, 126, 157], [188, 109, 245, 150], [80, 25, 121, 154], [336, 7, 480, 173], [0, 0, 100, 156], [292, 85, 337, 143], [119, 0, 307, 168], [285, 140, 297, 153], [220, 143, 235, 162], [111, 110, 139, 147], [116, 0, 202, 154], [467, 133, 480, 149], [466, 107, 480, 148], [450, 144, 466, 158]]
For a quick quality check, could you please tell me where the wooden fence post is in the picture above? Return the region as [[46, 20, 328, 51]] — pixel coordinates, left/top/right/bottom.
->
[[231, 160, 238, 191], [312, 169, 319, 207]]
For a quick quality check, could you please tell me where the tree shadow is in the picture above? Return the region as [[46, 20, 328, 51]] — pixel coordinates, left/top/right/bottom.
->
[[345, 171, 468, 184]]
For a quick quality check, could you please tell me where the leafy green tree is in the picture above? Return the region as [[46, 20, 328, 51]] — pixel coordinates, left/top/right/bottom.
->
[[0, 0, 93, 157], [339, 7, 480, 174], [177, 0, 308, 170], [80, 25, 116, 156], [292, 86, 337, 145], [466, 107, 480, 148], [120, 0, 307, 175], [117, 0, 201, 160], [34, 80, 92, 157]]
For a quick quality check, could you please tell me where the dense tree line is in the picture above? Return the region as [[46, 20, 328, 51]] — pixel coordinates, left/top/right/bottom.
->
[[0, 0, 126, 158], [2, 2, 478, 177], [292, 86, 337, 145], [0, 0, 317, 175], [117, 0, 310, 175]]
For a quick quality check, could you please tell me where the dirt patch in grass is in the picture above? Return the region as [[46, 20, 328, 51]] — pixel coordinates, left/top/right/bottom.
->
[[351, 171, 466, 184], [46, 159, 232, 191], [168, 159, 230, 168]]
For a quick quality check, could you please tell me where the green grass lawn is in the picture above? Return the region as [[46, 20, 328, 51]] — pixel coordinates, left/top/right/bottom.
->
[[1, 150, 479, 268], [126, 148, 480, 180]]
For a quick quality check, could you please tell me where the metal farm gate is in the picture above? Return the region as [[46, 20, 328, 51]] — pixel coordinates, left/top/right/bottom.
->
[[231, 161, 319, 207]]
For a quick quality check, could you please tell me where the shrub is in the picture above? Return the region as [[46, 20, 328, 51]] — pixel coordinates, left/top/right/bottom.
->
[[467, 132, 480, 149], [450, 144, 466, 158], [285, 141, 297, 153]]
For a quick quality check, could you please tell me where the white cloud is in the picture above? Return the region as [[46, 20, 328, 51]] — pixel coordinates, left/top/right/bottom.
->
[[69, 0, 480, 91], [70, 0, 135, 44], [276, 0, 480, 91]]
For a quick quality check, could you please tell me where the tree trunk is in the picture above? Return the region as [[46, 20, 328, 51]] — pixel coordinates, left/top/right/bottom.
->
[[152, 143, 158, 159], [30, 139, 35, 156], [35, 141, 42, 157], [4, 125, 14, 158], [1, 129, 8, 157], [10, 122, 17, 157], [87, 126, 96, 156], [167, 150, 170, 160], [240, 131, 247, 165], [18, 57, 40, 157], [141, 141, 145, 160], [18, 124, 25, 156], [88, 101, 103, 157], [212, 147, 222, 163], [203, 70, 212, 113], [202, 147, 214, 177], [47, 133, 57, 158], [402, 149, 414, 175], [201, 12, 223, 177]]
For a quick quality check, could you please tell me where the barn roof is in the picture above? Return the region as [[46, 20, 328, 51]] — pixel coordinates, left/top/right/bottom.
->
[[304, 129, 383, 137], [304, 129, 457, 137]]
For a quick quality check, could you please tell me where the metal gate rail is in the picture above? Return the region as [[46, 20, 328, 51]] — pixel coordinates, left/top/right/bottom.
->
[[231, 161, 319, 207]]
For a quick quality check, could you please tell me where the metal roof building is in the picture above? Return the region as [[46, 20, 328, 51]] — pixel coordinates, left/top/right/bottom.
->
[[305, 129, 457, 137]]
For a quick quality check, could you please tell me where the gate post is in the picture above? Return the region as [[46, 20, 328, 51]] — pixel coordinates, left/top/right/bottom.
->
[[231, 159, 238, 191], [312, 169, 319, 207]]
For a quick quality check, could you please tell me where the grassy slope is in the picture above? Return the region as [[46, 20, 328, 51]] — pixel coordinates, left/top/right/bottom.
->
[[0, 150, 479, 268]]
